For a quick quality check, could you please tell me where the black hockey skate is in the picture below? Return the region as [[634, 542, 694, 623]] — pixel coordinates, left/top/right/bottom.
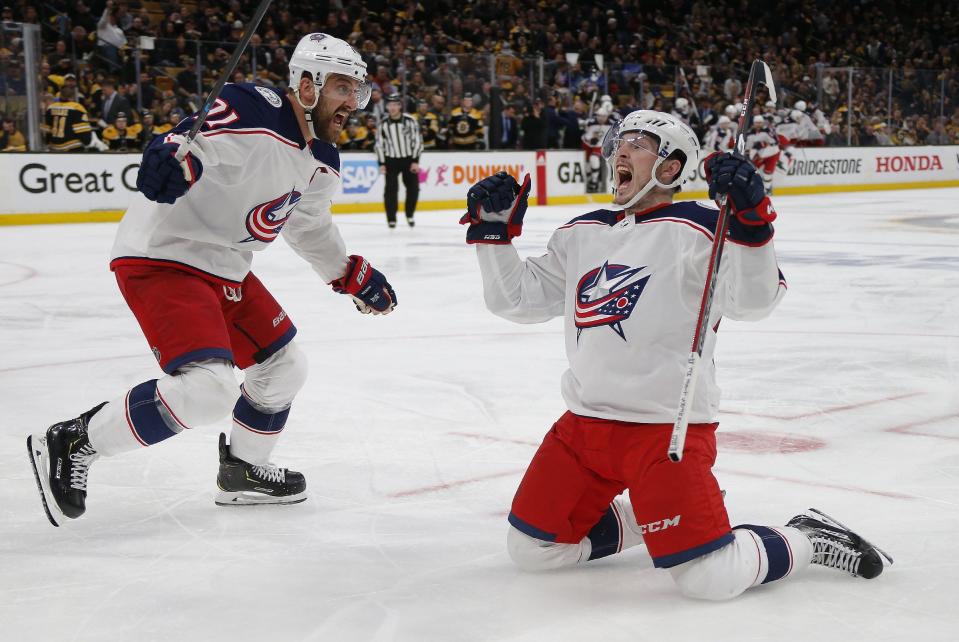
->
[[787, 508, 894, 579], [27, 402, 106, 527], [215, 433, 306, 506]]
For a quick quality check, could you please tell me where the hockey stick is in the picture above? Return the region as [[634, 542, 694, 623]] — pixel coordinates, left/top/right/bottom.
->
[[667, 60, 776, 463], [174, 0, 274, 162], [677, 66, 701, 126]]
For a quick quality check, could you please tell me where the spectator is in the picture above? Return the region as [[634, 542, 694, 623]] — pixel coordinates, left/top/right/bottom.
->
[[97, 1, 126, 71], [448, 93, 485, 150], [97, 78, 131, 126], [1, 116, 26, 151], [927, 117, 950, 145], [873, 122, 896, 146], [101, 111, 141, 151], [494, 103, 519, 149], [520, 98, 548, 150]]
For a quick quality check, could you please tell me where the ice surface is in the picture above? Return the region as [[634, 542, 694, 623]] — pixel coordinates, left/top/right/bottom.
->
[[1, 189, 958, 641]]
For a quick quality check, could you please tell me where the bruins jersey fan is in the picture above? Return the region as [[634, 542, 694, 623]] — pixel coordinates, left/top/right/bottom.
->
[[102, 112, 143, 152], [416, 105, 441, 149], [338, 118, 374, 151], [449, 94, 485, 149]]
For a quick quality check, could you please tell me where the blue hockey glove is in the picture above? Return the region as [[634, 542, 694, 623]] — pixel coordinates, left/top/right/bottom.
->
[[703, 151, 776, 226], [136, 137, 203, 204], [459, 172, 531, 244], [330, 255, 397, 315]]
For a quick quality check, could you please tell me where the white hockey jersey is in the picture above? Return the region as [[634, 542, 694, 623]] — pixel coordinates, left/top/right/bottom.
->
[[111, 83, 349, 286], [703, 123, 737, 153], [581, 115, 618, 152], [475, 202, 786, 424], [745, 125, 780, 161]]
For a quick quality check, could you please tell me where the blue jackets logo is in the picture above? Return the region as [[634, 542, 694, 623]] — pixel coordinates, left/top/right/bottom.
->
[[342, 160, 380, 194], [574, 261, 650, 341]]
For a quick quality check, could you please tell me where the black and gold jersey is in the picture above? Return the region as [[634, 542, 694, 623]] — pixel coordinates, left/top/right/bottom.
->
[[448, 107, 484, 149], [42, 101, 93, 151]]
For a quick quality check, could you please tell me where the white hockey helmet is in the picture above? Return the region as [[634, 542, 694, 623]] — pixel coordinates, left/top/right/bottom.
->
[[674, 97, 689, 113], [600, 109, 701, 210], [793, 99, 807, 112], [717, 115, 732, 125], [790, 109, 804, 121], [724, 104, 738, 118], [753, 114, 766, 125], [288, 33, 371, 110]]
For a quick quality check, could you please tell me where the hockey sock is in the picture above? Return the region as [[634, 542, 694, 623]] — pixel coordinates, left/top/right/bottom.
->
[[228, 391, 290, 465], [587, 497, 645, 560], [734, 524, 813, 586], [88, 360, 238, 456], [88, 380, 185, 456]]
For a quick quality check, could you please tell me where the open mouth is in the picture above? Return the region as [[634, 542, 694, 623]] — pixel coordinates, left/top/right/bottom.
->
[[332, 112, 348, 129], [616, 165, 633, 194]]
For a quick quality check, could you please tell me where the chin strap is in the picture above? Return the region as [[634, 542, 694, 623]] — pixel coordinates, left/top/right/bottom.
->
[[607, 156, 679, 214], [287, 87, 319, 142]]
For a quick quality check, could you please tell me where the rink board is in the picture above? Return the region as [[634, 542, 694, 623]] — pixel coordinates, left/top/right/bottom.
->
[[1, 146, 957, 224]]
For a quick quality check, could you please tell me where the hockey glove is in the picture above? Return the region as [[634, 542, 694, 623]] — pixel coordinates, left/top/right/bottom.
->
[[704, 151, 776, 226], [459, 172, 531, 244], [330, 255, 397, 315], [136, 136, 203, 204]]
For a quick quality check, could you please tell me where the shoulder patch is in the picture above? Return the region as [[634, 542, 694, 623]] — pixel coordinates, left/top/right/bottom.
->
[[255, 86, 283, 108]]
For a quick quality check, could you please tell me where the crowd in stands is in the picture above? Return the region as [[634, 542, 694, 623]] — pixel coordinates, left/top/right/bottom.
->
[[0, 0, 957, 153]]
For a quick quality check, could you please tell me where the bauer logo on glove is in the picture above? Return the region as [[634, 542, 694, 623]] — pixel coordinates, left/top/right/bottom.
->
[[330, 255, 397, 315]]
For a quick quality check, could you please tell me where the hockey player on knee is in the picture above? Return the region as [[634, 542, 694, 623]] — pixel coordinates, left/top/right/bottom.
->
[[28, 33, 398, 527], [461, 108, 891, 600]]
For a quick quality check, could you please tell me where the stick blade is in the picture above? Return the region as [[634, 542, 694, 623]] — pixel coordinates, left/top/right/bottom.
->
[[757, 60, 777, 103]]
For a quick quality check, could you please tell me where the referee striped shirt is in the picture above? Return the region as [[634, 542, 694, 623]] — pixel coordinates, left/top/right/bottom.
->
[[375, 113, 424, 163]]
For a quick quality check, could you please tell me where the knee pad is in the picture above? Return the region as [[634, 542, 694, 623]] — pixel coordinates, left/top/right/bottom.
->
[[507, 526, 586, 571], [668, 531, 759, 601], [241, 342, 309, 411], [157, 359, 237, 428]]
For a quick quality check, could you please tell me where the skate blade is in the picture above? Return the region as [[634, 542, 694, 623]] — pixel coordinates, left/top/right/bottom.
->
[[214, 490, 307, 506], [808, 507, 894, 565], [26, 435, 62, 528]]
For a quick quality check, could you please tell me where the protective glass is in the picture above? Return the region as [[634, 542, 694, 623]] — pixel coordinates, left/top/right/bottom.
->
[[322, 77, 372, 109], [600, 126, 661, 162]]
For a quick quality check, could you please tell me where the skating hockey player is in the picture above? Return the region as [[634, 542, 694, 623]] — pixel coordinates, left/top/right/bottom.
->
[[745, 114, 780, 194], [703, 115, 736, 153], [28, 33, 398, 527], [459, 109, 892, 599], [582, 105, 618, 193]]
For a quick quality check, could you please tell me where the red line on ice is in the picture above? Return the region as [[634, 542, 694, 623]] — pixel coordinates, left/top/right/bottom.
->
[[714, 467, 914, 500], [389, 469, 524, 498], [884, 413, 959, 441], [720, 391, 922, 420]]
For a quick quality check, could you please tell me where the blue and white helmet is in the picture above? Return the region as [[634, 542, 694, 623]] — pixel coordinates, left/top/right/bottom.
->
[[288, 33, 371, 110], [600, 110, 701, 209]]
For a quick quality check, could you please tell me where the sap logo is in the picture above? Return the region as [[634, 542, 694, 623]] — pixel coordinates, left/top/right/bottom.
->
[[558, 161, 585, 184], [639, 515, 680, 534], [342, 160, 381, 193]]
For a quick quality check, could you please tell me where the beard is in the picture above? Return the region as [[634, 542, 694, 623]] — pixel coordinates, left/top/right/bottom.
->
[[310, 101, 351, 144]]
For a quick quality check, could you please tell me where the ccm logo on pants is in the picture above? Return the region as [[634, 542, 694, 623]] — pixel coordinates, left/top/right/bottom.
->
[[640, 515, 681, 534]]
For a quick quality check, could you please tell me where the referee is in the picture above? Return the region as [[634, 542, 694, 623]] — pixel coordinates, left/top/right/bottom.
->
[[376, 94, 424, 228]]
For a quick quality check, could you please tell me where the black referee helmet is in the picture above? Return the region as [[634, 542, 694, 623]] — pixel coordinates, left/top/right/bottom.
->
[[385, 93, 402, 104]]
